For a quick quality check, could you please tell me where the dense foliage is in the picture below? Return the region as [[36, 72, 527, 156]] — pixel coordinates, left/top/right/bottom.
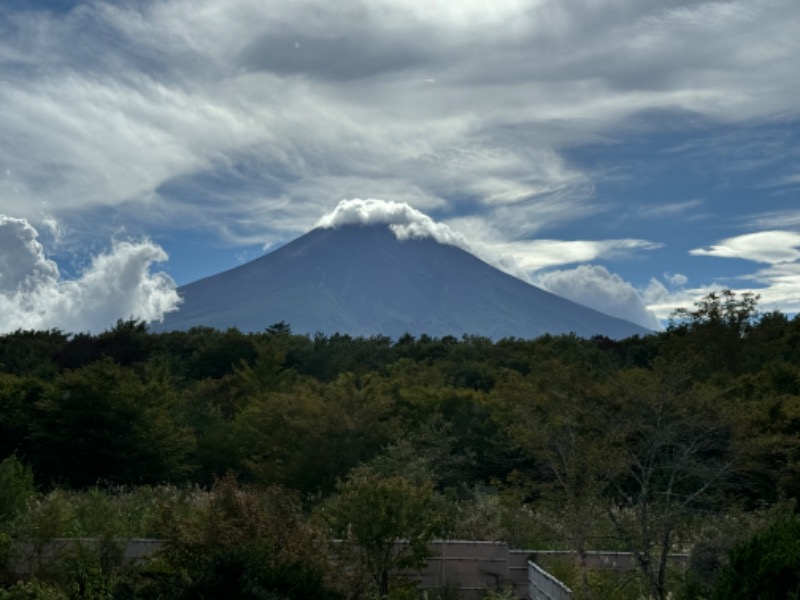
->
[[711, 514, 800, 600], [1, 291, 799, 598]]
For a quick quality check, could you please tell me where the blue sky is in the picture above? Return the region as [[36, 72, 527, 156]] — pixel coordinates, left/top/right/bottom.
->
[[0, 0, 798, 332]]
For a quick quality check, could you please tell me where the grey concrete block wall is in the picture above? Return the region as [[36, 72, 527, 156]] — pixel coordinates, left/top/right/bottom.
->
[[7, 539, 689, 599], [8, 538, 166, 576], [415, 541, 518, 598]]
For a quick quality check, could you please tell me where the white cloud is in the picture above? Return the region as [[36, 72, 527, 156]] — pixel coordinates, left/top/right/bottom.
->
[[535, 264, 663, 330], [317, 198, 472, 247], [0, 215, 60, 295], [657, 230, 800, 319], [642, 262, 800, 321], [488, 238, 661, 272], [0, 215, 180, 333], [641, 277, 703, 320], [749, 210, 800, 230], [40, 214, 63, 245], [690, 231, 800, 264], [664, 272, 688, 286], [0, 0, 796, 245], [741, 262, 800, 314]]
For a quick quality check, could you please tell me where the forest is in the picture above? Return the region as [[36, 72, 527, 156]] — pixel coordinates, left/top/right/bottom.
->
[[1, 290, 800, 600]]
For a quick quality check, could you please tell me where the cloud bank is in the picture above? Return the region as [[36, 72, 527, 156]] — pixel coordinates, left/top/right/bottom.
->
[[536, 264, 663, 330], [0, 215, 180, 333]]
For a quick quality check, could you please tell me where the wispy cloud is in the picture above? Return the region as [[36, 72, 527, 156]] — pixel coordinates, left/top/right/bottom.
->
[[1, 0, 797, 244], [748, 210, 800, 230], [635, 199, 704, 219], [743, 262, 800, 312]]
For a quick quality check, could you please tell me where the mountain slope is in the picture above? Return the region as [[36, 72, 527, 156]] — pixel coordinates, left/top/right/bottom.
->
[[152, 225, 650, 339]]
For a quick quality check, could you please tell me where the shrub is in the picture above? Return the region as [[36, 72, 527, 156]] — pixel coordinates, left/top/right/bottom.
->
[[0, 457, 34, 530], [712, 514, 800, 600]]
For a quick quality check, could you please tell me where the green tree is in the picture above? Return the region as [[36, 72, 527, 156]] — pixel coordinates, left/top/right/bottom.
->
[[31, 360, 194, 487], [491, 363, 608, 599], [0, 374, 50, 461], [0, 579, 67, 599], [144, 474, 337, 600], [666, 289, 759, 376], [712, 514, 800, 600], [0, 330, 66, 379], [319, 463, 450, 599], [494, 362, 734, 600], [598, 367, 733, 600], [95, 319, 152, 367], [0, 455, 34, 530]]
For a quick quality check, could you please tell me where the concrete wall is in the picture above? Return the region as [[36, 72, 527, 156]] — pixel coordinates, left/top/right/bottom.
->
[[529, 549, 690, 571], [414, 540, 523, 598], [8, 538, 165, 577], [7, 539, 688, 599]]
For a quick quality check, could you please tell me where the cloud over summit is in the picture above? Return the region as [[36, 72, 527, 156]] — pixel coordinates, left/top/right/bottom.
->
[[316, 199, 664, 330], [317, 198, 469, 246], [317, 198, 538, 281]]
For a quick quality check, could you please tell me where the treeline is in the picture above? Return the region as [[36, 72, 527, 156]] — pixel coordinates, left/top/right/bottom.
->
[[1, 290, 800, 599]]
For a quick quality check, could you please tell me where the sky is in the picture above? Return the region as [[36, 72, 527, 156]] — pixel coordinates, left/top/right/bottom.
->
[[0, 0, 798, 333]]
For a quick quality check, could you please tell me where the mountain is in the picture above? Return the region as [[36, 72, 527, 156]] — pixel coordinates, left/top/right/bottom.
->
[[152, 225, 650, 339]]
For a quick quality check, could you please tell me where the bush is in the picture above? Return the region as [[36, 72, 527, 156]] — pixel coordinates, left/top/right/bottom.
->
[[0, 457, 34, 529], [0, 579, 66, 600], [140, 474, 339, 599], [712, 514, 800, 600]]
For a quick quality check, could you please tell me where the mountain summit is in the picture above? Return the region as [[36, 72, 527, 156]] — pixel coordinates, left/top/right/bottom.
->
[[153, 224, 649, 340]]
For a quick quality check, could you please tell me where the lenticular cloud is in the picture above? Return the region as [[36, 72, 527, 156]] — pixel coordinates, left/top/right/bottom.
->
[[0, 215, 181, 333]]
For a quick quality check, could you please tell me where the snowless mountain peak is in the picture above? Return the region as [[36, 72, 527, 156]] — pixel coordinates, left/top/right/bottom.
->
[[153, 222, 651, 340]]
